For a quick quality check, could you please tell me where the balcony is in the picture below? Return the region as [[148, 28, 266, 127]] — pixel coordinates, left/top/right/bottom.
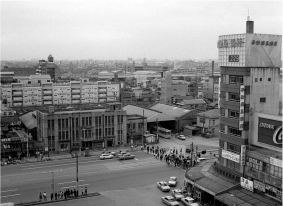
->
[[43, 90, 52, 95], [43, 101, 52, 105], [13, 97, 23, 101], [98, 94, 106, 98], [13, 103, 22, 106], [72, 89, 81, 93], [72, 95, 81, 99], [12, 91, 23, 96], [72, 100, 80, 104], [43, 96, 52, 100], [98, 89, 107, 93]]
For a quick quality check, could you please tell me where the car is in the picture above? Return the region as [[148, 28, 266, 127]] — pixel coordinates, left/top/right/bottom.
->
[[100, 154, 114, 160], [168, 177, 177, 187], [180, 197, 199, 206], [118, 153, 135, 160], [161, 196, 180, 206], [117, 151, 129, 158], [104, 151, 116, 156], [177, 135, 186, 140], [172, 189, 185, 200], [157, 181, 171, 192], [197, 158, 207, 163]]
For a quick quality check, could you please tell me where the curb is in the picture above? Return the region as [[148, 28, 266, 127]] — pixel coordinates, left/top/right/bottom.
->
[[14, 192, 100, 206]]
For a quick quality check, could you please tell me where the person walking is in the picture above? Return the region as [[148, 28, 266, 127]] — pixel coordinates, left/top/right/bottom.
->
[[39, 192, 42, 202], [55, 192, 57, 200], [43, 192, 47, 201], [85, 186, 87, 195], [51, 192, 54, 201], [81, 186, 84, 195]]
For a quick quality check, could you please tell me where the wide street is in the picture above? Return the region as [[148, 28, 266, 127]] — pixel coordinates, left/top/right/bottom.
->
[[1, 135, 219, 205]]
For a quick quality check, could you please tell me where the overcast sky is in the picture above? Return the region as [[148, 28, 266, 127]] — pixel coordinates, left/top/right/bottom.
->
[[1, 0, 282, 61]]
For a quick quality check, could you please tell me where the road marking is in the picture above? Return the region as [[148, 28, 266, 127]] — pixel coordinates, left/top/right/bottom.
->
[[61, 184, 89, 189], [1, 194, 21, 198], [1, 189, 18, 193], [58, 180, 84, 185]]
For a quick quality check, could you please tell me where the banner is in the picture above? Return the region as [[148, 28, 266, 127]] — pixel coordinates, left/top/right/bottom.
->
[[240, 177, 254, 192], [240, 145, 246, 165], [239, 85, 245, 130], [254, 180, 265, 192], [221, 149, 240, 163]]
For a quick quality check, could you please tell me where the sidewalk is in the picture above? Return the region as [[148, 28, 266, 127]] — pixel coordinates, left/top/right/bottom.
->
[[14, 192, 100, 206]]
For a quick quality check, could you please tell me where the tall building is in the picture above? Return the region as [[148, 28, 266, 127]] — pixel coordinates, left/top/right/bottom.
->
[[37, 55, 59, 82], [218, 17, 282, 202]]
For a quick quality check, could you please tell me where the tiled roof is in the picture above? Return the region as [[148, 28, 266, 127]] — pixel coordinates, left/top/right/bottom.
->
[[123, 105, 174, 122], [149, 103, 190, 119], [197, 109, 219, 119]]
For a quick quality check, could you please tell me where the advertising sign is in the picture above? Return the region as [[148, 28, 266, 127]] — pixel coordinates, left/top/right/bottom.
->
[[239, 85, 245, 130], [240, 145, 246, 165], [254, 180, 265, 192], [270, 157, 282, 168], [240, 177, 254, 192], [222, 149, 240, 163], [258, 117, 282, 148]]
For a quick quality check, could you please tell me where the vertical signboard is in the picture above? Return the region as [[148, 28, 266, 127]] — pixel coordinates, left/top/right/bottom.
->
[[240, 177, 254, 192], [218, 76, 221, 109], [240, 145, 246, 165], [239, 85, 245, 130]]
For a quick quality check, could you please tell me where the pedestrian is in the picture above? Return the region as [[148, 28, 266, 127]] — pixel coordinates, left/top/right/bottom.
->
[[43, 192, 47, 201], [51, 192, 53, 201], [39, 192, 42, 202], [55, 192, 57, 200], [70, 189, 73, 197], [64, 191, 67, 199], [85, 186, 87, 195], [81, 186, 84, 195], [147, 146, 149, 153]]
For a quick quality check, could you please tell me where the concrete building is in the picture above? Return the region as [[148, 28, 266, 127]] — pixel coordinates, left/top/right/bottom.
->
[[217, 17, 282, 203], [37, 55, 59, 82], [196, 109, 220, 137], [203, 76, 220, 102], [36, 103, 127, 152], [126, 114, 147, 145], [0, 80, 120, 107]]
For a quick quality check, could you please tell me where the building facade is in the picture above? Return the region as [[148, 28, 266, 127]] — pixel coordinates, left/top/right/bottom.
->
[[1, 81, 120, 107], [218, 18, 282, 202], [36, 103, 127, 152]]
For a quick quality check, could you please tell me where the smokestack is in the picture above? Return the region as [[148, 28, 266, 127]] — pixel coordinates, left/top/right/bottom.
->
[[212, 61, 214, 77], [246, 15, 254, 33]]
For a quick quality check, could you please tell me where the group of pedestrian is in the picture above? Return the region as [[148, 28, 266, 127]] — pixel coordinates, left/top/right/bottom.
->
[[39, 187, 87, 202], [146, 145, 198, 170]]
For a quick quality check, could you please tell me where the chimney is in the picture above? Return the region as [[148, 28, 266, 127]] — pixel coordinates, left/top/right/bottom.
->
[[246, 15, 254, 33]]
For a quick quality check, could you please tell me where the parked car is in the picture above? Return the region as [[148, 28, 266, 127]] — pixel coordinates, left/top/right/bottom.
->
[[161, 196, 180, 206], [100, 154, 114, 160], [172, 189, 184, 200], [157, 181, 171, 192], [118, 153, 135, 160], [168, 177, 177, 187], [180, 197, 199, 206], [177, 135, 186, 140]]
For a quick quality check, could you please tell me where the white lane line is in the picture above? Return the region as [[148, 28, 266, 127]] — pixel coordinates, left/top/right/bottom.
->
[[58, 180, 84, 185], [1, 189, 18, 193], [22, 159, 103, 170], [61, 184, 89, 189], [1, 194, 21, 198]]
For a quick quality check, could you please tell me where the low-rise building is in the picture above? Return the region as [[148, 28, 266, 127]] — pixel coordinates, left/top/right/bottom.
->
[[196, 109, 220, 137]]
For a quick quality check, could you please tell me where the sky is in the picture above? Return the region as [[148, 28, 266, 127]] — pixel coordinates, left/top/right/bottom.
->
[[1, 0, 282, 61]]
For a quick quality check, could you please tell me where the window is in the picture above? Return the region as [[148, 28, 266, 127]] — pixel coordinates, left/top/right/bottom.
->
[[260, 98, 266, 103], [260, 78, 262, 81], [82, 117, 85, 126], [255, 78, 258, 82], [268, 78, 271, 81], [229, 75, 243, 85], [212, 120, 215, 125], [220, 91, 226, 100], [227, 159, 240, 171], [227, 143, 241, 154], [228, 110, 240, 118], [220, 108, 225, 116], [219, 140, 224, 148], [229, 93, 240, 102], [220, 124, 225, 133], [228, 126, 242, 137], [199, 116, 205, 123]]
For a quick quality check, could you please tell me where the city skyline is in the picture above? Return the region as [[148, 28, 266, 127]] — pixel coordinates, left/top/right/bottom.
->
[[1, 0, 282, 61]]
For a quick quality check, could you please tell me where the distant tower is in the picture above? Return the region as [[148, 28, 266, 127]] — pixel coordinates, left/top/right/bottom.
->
[[48, 54, 54, 62], [246, 12, 254, 33]]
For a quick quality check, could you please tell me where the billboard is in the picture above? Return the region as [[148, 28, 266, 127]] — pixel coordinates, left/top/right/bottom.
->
[[240, 177, 254, 192], [258, 117, 282, 148], [239, 85, 245, 130], [221, 149, 240, 163], [218, 33, 282, 67]]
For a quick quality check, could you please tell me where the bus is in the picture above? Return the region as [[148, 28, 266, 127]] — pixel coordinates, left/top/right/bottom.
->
[[150, 126, 171, 139]]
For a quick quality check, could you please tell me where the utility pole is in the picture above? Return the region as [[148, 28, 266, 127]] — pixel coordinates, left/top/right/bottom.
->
[[190, 142, 194, 167], [142, 109, 144, 146], [76, 152, 79, 192]]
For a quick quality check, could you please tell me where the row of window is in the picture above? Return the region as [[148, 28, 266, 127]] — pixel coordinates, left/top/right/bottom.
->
[[218, 157, 240, 171], [220, 125, 242, 137], [127, 123, 143, 131], [220, 108, 240, 118]]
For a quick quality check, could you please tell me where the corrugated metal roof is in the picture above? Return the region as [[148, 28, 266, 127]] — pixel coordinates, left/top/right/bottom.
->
[[197, 109, 219, 119], [19, 111, 37, 129], [149, 103, 190, 118], [123, 105, 174, 122]]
